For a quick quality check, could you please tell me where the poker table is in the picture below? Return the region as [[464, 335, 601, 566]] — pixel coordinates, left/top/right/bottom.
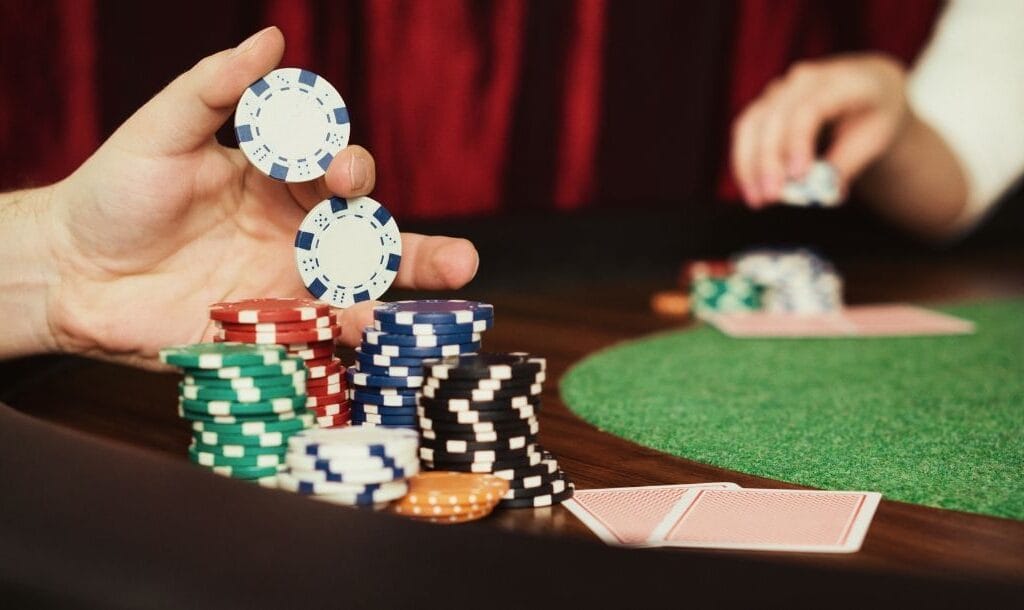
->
[[1, 247, 1022, 606]]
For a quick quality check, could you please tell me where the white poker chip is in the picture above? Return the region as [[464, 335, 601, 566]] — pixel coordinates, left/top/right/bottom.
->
[[780, 160, 842, 208], [295, 196, 402, 308], [234, 68, 350, 183]]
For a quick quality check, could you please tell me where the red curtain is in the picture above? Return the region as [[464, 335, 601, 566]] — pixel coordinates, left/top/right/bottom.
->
[[0, 1, 937, 217]]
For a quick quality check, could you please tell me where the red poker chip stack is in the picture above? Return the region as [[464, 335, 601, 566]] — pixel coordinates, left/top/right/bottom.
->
[[209, 298, 350, 427], [679, 259, 734, 289]]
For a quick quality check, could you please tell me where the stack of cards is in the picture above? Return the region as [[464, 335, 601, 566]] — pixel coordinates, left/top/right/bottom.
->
[[564, 483, 881, 553]]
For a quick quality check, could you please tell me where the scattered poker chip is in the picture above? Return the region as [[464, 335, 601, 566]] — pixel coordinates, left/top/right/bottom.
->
[[417, 416, 540, 435], [306, 392, 349, 408], [347, 370, 424, 388], [191, 441, 288, 457], [352, 362, 425, 377], [178, 382, 304, 403], [185, 358, 305, 380], [373, 300, 494, 325], [210, 464, 285, 480], [216, 314, 337, 333], [217, 325, 341, 345], [497, 482, 574, 509], [182, 370, 306, 389], [396, 472, 509, 508], [419, 444, 536, 463], [160, 343, 285, 369], [419, 434, 531, 453], [295, 196, 402, 308], [285, 452, 418, 474], [234, 68, 350, 183], [422, 373, 545, 391], [210, 298, 331, 324], [288, 427, 418, 459], [277, 472, 408, 503], [179, 395, 307, 416], [373, 318, 494, 336], [416, 404, 537, 423], [189, 447, 285, 468], [417, 395, 540, 413], [355, 349, 435, 368], [358, 341, 481, 359], [420, 383, 540, 402], [362, 328, 482, 348], [191, 414, 314, 435], [425, 353, 546, 380], [351, 390, 419, 407], [193, 429, 292, 448]]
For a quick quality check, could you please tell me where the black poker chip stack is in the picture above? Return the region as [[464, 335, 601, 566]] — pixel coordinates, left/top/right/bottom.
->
[[417, 352, 574, 508]]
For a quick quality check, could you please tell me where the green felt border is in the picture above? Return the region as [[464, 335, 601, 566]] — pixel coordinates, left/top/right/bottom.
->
[[560, 301, 1024, 520]]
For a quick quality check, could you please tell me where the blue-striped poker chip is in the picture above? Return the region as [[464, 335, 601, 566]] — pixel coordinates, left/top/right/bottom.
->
[[353, 361, 425, 377], [295, 196, 402, 308], [352, 403, 418, 417], [351, 412, 418, 426], [373, 300, 494, 325], [355, 349, 433, 368], [347, 369, 423, 388], [285, 452, 418, 475], [358, 341, 481, 359], [234, 68, 350, 183], [373, 318, 493, 336], [351, 390, 419, 407], [362, 327, 480, 348]]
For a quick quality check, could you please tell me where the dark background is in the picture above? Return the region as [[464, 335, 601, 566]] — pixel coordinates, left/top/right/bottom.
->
[[1, 0, 1020, 285]]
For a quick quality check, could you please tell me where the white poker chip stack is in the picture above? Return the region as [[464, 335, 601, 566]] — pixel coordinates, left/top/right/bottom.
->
[[732, 248, 843, 314]]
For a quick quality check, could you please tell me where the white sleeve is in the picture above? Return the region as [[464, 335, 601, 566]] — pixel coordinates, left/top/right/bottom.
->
[[906, 0, 1024, 232]]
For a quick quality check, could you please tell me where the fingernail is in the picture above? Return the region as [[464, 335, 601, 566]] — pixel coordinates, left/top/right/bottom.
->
[[232, 27, 269, 56], [349, 153, 370, 192]]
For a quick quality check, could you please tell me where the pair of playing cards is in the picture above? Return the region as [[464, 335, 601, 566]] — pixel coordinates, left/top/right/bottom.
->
[[563, 483, 881, 553]]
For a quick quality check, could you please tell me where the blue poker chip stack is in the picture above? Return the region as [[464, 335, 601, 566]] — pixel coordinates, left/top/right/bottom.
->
[[346, 300, 495, 428]]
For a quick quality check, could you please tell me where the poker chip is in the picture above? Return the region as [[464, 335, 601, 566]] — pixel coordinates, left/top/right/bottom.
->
[[690, 275, 762, 320], [355, 349, 437, 368], [504, 465, 563, 489], [309, 401, 351, 417], [288, 343, 336, 361], [422, 374, 545, 391], [425, 508, 493, 524], [216, 314, 337, 333], [425, 353, 546, 380], [179, 382, 304, 403], [417, 416, 540, 435], [209, 298, 331, 324], [211, 464, 285, 480], [306, 392, 349, 408], [289, 427, 418, 459], [191, 441, 289, 457], [234, 68, 350, 183], [419, 444, 536, 463], [491, 458, 559, 483], [191, 414, 314, 435], [373, 300, 494, 325], [352, 362, 425, 377], [416, 404, 537, 423], [295, 196, 402, 308], [417, 395, 540, 413], [500, 472, 569, 500], [306, 372, 343, 387], [189, 447, 285, 468], [307, 383, 345, 397], [373, 318, 493, 336], [277, 472, 408, 503], [286, 452, 418, 475], [422, 450, 542, 473], [160, 343, 285, 369], [315, 413, 353, 428], [420, 421, 540, 443], [217, 325, 341, 345], [194, 429, 292, 448], [419, 434, 531, 453], [389, 472, 508, 520], [179, 394, 307, 416], [353, 404, 418, 416], [731, 248, 843, 314], [182, 370, 306, 389], [347, 370, 424, 388], [362, 328, 481, 347], [351, 390, 419, 407], [779, 160, 841, 208], [420, 383, 540, 402], [497, 482, 575, 509], [351, 412, 418, 426], [359, 341, 481, 359], [185, 358, 305, 380], [306, 359, 344, 378]]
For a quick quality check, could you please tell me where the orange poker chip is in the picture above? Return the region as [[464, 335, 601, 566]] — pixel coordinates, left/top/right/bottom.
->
[[650, 290, 690, 318], [390, 498, 496, 517], [425, 508, 493, 524], [398, 472, 510, 507]]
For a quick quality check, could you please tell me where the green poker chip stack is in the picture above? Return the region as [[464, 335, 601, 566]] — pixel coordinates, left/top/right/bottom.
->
[[159, 342, 314, 486], [690, 276, 762, 321]]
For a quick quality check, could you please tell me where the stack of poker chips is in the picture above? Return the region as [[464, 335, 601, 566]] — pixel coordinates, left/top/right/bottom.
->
[[160, 343, 314, 486], [277, 427, 417, 507], [345, 300, 494, 428], [779, 160, 842, 208], [732, 248, 843, 314], [690, 275, 763, 320], [389, 472, 509, 524], [209, 298, 350, 427], [418, 353, 575, 509]]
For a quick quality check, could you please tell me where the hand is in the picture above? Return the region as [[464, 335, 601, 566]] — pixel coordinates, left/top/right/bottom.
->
[[36, 27, 478, 368], [730, 53, 910, 207]]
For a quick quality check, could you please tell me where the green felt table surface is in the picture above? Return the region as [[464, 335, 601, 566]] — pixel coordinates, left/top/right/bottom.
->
[[561, 300, 1024, 520]]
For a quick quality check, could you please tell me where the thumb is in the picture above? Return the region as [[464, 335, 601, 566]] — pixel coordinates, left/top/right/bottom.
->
[[114, 26, 285, 156]]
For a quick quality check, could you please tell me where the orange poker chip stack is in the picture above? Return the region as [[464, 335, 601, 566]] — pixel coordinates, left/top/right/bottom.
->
[[389, 472, 510, 524]]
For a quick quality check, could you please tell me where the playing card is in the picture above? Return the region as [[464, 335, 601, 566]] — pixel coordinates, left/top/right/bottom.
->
[[563, 482, 741, 546], [707, 303, 974, 338], [648, 488, 881, 553]]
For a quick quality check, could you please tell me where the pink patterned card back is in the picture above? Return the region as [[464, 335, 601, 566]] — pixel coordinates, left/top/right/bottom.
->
[[707, 304, 974, 338], [650, 489, 882, 553], [563, 483, 739, 545]]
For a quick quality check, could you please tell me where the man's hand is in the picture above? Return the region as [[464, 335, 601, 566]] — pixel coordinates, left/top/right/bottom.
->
[[16, 27, 477, 367], [730, 54, 909, 207]]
